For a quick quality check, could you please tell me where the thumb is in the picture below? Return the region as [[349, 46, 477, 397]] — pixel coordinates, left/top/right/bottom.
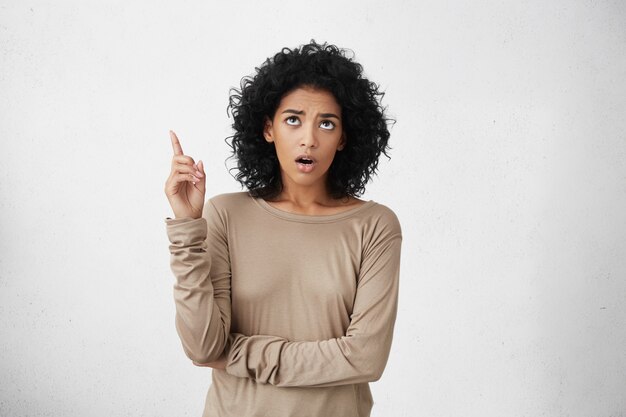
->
[[194, 160, 206, 192]]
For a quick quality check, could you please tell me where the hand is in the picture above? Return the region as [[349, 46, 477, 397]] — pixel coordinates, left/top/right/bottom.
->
[[192, 351, 228, 370], [164, 130, 206, 219]]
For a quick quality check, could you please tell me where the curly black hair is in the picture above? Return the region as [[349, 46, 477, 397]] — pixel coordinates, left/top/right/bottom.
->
[[225, 40, 394, 200]]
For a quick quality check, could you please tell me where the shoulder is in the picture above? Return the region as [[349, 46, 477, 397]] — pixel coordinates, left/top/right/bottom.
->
[[206, 191, 250, 210], [364, 201, 402, 238], [359, 202, 402, 262], [202, 191, 251, 224]]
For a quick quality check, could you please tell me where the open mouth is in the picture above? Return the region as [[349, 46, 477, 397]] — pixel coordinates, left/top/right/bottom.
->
[[296, 155, 316, 173]]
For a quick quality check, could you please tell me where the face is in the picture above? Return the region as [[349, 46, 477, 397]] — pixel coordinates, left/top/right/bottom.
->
[[263, 86, 345, 191]]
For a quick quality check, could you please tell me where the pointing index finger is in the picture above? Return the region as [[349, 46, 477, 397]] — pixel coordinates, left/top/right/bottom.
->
[[170, 130, 184, 156]]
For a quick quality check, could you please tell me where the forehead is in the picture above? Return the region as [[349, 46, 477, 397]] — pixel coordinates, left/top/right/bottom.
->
[[277, 86, 341, 113]]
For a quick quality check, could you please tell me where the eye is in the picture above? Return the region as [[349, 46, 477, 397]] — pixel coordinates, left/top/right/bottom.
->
[[285, 116, 300, 126], [320, 120, 335, 130]]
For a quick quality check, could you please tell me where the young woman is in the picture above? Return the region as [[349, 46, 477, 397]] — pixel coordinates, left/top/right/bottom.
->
[[164, 41, 403, 417]]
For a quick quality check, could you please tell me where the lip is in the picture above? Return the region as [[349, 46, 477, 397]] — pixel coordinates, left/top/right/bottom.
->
[[294, 153, 317, 173], [295, 159, 317, 173], [294, 154, 317, 163]]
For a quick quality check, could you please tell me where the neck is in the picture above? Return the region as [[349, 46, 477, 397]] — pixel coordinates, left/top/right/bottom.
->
[[277, 188, 332, 206], [274, 175, 341, 207]]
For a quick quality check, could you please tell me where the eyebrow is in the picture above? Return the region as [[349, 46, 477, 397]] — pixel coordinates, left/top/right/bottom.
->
[[281, 109, 340, 119]]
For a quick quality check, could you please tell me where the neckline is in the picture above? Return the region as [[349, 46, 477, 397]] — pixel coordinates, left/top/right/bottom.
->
[[252, 195, 377, 223]]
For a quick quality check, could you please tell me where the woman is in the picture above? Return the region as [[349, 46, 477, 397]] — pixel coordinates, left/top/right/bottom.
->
[[164, 41, 403, 417]]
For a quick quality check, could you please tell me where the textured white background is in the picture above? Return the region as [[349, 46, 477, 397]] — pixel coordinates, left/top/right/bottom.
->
[[1, 1, 625, 416]]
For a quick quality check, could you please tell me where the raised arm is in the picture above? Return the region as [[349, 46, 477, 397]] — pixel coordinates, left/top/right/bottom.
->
[[164, 130, 231, 363], [223, 217, 402, 388], [165, 200, 231, 363]]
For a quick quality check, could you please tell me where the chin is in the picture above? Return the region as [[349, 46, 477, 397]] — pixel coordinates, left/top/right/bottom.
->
[[283, 169, 326, 184]]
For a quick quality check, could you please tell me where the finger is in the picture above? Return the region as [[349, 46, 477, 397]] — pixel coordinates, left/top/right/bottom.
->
[[191, 167, 206, 190], [172, 155, 196, 168], [196, 160, 205, 177], [170, 130, 184, 156], [170, 172, 203, 186], [173, 160, 203, 177]]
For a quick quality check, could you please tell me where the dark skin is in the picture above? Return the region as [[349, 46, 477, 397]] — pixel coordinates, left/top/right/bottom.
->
[[167, 88, 364, 370], [262, 86, 366, 213]]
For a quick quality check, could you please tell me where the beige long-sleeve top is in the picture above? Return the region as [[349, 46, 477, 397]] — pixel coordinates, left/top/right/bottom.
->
[[165, 191, 402, 417]]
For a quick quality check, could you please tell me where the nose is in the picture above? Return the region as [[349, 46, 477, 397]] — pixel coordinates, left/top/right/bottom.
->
[[300, 123, 317, 149]]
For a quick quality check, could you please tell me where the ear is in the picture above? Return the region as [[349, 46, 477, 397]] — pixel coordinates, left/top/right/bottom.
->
[[263, 116, 274, 143], [337, 132, 347, 151]]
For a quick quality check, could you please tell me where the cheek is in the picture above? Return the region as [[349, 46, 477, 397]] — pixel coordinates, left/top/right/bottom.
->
[[273, 143, 291, 163], [274, 139, 289, 153]]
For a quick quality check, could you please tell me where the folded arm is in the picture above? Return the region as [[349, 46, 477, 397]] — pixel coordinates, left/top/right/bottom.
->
[[224, 226, 402, 388]]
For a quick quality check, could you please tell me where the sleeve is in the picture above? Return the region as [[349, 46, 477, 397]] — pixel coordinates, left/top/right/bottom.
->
[[223, 213, 402, 388], [164, 199, 231, 364]]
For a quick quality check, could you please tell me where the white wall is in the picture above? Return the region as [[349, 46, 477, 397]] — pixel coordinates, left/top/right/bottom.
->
[[1, 1, 625, 416]]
